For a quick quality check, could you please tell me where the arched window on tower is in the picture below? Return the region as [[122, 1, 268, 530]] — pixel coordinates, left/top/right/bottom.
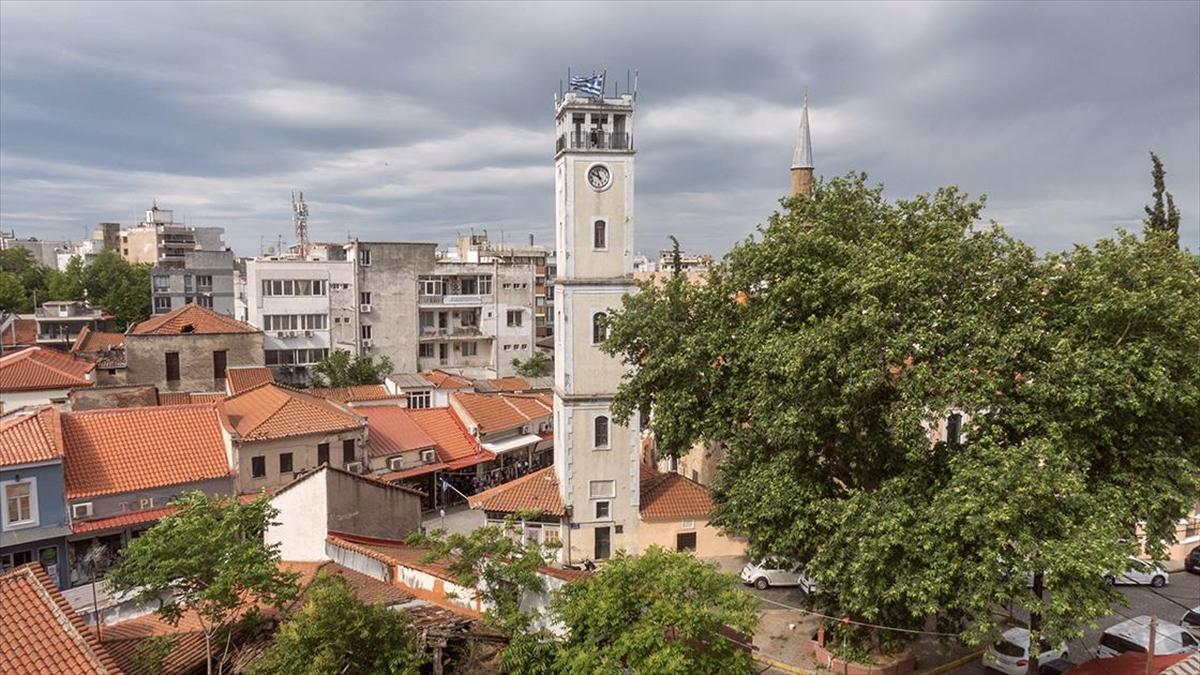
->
[[592, 312, 607, 345], [593, 220, 607, 249], [594, 415, 610, 449]]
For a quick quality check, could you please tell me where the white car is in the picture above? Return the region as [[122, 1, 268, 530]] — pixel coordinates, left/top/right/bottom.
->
[[1182, 606, 1200, 637], [982, 627, 1068, 675], [1106, 557, 1169, 587], [739, 559, 818, 593], [1096, 615, 1199, 657]]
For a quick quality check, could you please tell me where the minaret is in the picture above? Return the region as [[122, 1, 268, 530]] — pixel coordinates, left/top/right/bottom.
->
[[552, 83, 640, 563], [790, 91, 814, 198]]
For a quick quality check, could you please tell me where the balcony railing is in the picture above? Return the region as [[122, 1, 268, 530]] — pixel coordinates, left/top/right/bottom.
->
[[556, 131, 632, 153], [419, 294, 485, 306], [419, 326, 485, 339]]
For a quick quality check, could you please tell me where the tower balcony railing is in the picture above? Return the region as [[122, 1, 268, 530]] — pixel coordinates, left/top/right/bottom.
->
[[556, 131, 632, 153]]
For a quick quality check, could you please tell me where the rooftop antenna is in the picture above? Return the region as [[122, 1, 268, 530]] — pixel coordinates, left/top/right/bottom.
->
[[291, 191, 309, 258]]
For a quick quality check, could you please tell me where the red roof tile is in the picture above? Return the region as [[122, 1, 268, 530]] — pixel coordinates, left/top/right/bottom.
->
[[0, 346, 95, 392], [468, 466, 564, 517], [158, 391, 224, 406], [130, 304, 258, 336], [221, 383, 363, 442], [485, 377, 531, 392], [282, 560, 416, 608], [420, 369, 472, 389], [639, 471, 714, 520], [450, 391, 551, 435], [357, 405, 436, 458], [308, 384, 402, 404], [0, 563, 122, 674], [62, 404, 232, 499], [405, 407, 492, 465], [71, 326, 126, 353], [379, 462, 449, 481], [0, 317, 37, 348], [225, 366, 274, 394], [72, 505, 176, 535], [0, 406, 62, 467]]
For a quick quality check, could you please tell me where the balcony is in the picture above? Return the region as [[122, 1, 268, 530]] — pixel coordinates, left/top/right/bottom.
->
[[419, 293, 485, 307], [556, 131, 632, 153], [419, 326, 488, 341]]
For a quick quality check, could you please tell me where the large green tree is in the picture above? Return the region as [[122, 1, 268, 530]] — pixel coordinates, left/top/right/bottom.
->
[[249, 573, 426, 675], [603, 173, 1200, 657], [83, 249, 151, 330], [311, 350, 394, 387], [107, 492, 300, 675], [1143, 151, 1181, 249], [513, 351, 553, 377], [0, 271, 27, 313]]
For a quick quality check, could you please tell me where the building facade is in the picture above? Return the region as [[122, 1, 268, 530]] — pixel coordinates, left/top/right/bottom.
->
[[346, 241, 436, 375], [123, 304, 264, 393], [552, 90, 642, 563], [120, 204, 225, 266], [151, 249, 236, 317], [0, 408, 71, 588]]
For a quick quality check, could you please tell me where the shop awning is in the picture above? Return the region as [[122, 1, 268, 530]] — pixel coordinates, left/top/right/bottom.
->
[[483, 434, 543, 455]]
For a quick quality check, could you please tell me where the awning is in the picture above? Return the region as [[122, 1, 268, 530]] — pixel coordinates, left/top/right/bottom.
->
[[483, 434, 544, 455], [71, 506, 176, 536], [380, 462, 449, 481], [445, 452, 495, 470]]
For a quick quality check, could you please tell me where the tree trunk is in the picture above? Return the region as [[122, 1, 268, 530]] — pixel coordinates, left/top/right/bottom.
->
[[1027, 571, 1043, 675]]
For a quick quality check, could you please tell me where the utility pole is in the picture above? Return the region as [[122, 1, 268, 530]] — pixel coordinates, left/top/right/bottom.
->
[[1145, 616, 1157, 675], [1027, 571, 1044, 675]]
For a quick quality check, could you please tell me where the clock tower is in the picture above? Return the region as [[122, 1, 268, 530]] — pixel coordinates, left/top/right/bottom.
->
[[552, 86, 640, 563]]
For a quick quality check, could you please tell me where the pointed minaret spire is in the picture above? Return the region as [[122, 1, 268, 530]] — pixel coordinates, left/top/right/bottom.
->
[[790, 89, 814, 198]]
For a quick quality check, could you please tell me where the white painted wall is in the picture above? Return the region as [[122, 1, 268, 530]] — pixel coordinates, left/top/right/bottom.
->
[[266, 471, 329, 561], [0, 388, 72, 414]]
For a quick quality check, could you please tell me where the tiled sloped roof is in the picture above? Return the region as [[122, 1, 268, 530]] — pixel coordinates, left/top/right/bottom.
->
[[451, 391, 551, 435], [62, 404, 231, 499], [72, 505, 177, 535], [639, 471, 714, 521], [0, 346, 95, 392], [0, 563, 121, 674], [0, 317, 37, 348], [282, 561, 414, 607], [468, 466, 564, 517], [130, 304, 258, 336], [225, 366, 274, 394], [72, 326, 126, 353], [158, 391, 225, 406], [388, 372, 433, 390], [221, 383, 363, 442], [308, 384, 401, 404], [420, 369, 472, 389], [406, 407, 491, 466], [357, 405, 436, 458], [0, 406, 62, 467]]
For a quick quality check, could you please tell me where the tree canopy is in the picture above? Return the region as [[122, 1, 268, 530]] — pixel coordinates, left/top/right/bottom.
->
[[310, 350, 394, 387], [1143, 151, 1181, 249], [0, 247, 150, 328], [513, 351, 553, 377], [603, 172, 1200, 651], [249, 573, 426, 675]]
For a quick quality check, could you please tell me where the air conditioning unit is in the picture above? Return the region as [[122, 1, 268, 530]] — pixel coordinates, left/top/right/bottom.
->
[[344, 461, 363, 473], [72, 502, 93, 519], [521, 425, 530, 435], [467, 424, 478, 436], [362, 339, 373, 349], [275, 331, 287, 338], [420, 449, 436, 463], [304, 330, 313, 337], [389, 457, 405, 471], [360, 304, 372, 313]]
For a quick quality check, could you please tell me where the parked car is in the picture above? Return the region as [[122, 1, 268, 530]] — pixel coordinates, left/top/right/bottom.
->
[[1182, 606, 1200, 637], [1038, 658, 1075, 675], [1095, 615, 1200, 658], [1104, 557, 1169, 587], [739, 559, 818, 592], [982, 627, 1068, 675], [1185, 545, 1200, 574]]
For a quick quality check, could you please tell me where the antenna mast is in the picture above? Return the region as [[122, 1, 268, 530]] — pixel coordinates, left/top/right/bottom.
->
[[291, 191, 310, 258]]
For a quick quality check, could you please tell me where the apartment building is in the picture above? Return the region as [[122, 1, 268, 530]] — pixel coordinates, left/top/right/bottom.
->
[[345, 241, 436, 374], [151, 249, 236, 316], [452, 232, 557, 339], [119, 204, 225, 265]]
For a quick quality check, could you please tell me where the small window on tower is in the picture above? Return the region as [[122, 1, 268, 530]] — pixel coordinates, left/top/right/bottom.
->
[[593, 220, 607, 249]]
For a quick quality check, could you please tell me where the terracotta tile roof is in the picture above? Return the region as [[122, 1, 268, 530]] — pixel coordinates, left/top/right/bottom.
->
[[405, 407, 492, 466], [158, 391, 224, 406], [468, 466, 564, 517], [225, 366, 274, 394], [62, 404, 232, 499], [221, 383, 363, 442], [71, 326, 126, 353], [130, 304, 258, 336], [451, 391, 551, 435], [308, 384, 402, 404], [379, 462, 448, 481], [72, 505, 176, 535], [0, 346, 95, 392], [480, 376, 531, 392], [0, 406, 62, 467], [420, 369, 472, 389], [0, 563, 121, 674], [0, 317, 37, 348], [283, 560, 414, 607], [357, 405, 436, 458], [639, 471, 714, 521]]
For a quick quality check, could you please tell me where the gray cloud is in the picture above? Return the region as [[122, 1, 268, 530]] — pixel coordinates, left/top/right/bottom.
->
[[2, 0, 1197, 256]]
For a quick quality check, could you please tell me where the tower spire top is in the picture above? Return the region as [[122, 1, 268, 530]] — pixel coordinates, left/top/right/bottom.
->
[[791, 89, 813, 170]]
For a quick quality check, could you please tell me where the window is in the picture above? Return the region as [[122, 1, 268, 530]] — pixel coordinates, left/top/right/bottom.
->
[[279, 453, 293, 474], [165, 352, 180, 382], [360, 324, 372, 340], [212, 350, 227, 381], [593, 415, 610, 449], [507, 310, 523, 327], [2, 479, 37, 529], [0, 550, 33, 571], [592, 312, 607, 344], [251, 456, 266, 478], [593, 220, 607, 249], [196, 295, 213, 309], [184, 275, 195, 292], [946, 413, 963, 445], [595, 501, 610, 519], [317, 443, 330, 466], [154, 296, 172, 312], [589, 480, 615, 499], [153, 276, 169, 291], [462, 342, 478, 357], [460, 309, 479, 327], [479, 276, 492, 294], [407, 391, 432, 409], [676, 532, 697, 552], [196, 275, 213, 291], [262, 279, 326, 296], [460, 277, 478, 294], [419, 277, 444, 296], [358, 248, 371, 266], [594, 527, 611, 560], [419, 344, 435, 358], [360, 291, 371, 305], [342, 439, 356, 463]]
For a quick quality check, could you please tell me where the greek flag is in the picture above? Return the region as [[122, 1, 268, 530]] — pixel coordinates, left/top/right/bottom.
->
[[569, 72, 605, 97]]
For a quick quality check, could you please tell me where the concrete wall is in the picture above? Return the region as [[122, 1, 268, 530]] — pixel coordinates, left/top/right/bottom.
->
[[151, 250, 236, 317], [352, 242, 435, 374], [1, 462, 70, 549], [68, 385, 158, 411], [324, 469, 422, 542], [1, 388, 74, 414], [234, 428, 366, 493], [124, 332, 264, 393], [67, 476, 233, 523], [639, 518, 748, 558]]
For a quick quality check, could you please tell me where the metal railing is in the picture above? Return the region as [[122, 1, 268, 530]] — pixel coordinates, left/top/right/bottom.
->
[[556, 131, 632, 153]]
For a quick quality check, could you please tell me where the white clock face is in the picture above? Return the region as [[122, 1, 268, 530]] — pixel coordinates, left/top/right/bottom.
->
[[587, 164, 611, 191]]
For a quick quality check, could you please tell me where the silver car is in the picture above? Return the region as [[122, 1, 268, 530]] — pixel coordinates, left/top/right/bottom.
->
[[1106, 556, 1169, 587], [739, 559, 817, 592]]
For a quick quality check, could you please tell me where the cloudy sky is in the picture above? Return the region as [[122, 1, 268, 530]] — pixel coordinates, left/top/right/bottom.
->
[[1, 1, 1197, 257]]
